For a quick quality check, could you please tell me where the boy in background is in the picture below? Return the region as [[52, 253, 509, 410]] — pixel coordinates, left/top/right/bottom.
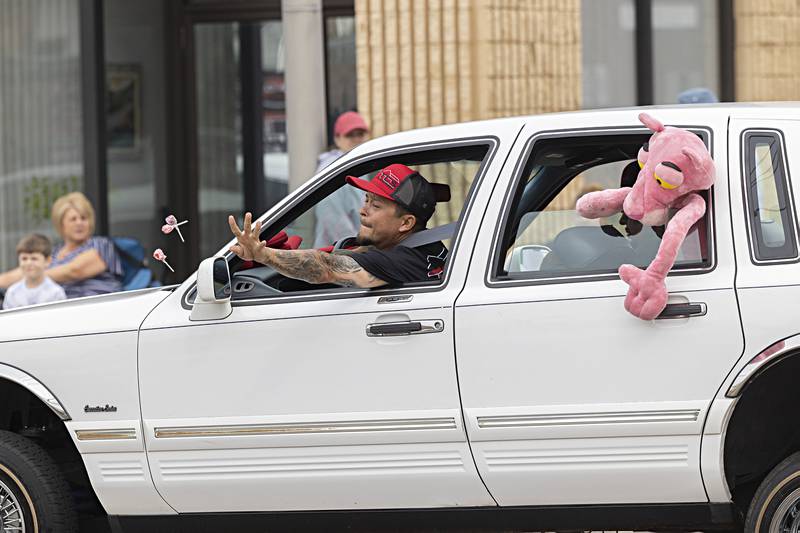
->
[[2, 234, 66, 310]]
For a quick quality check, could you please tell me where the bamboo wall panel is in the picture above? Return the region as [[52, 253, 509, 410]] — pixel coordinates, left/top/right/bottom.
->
[[735, 0, 800, 101], [356, 0, 582, 136]]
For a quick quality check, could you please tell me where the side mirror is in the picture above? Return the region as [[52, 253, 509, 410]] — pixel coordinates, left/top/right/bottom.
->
[[190, 256, 232, 321]]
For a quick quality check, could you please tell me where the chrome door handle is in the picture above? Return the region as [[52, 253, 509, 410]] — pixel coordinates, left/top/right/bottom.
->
[[656, 302, 707, 319], [366, 320, 444, 337]]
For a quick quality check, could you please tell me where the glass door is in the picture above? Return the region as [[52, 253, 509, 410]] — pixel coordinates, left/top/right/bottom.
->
[[192, 20, 286, 259]]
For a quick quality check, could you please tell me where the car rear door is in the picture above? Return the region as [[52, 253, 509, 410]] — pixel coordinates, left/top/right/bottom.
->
[[454, 110, 745, 506]]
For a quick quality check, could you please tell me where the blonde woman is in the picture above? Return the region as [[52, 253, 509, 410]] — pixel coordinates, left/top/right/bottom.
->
[[0, 192, 122, 298]]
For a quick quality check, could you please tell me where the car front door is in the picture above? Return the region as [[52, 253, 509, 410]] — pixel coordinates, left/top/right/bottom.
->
[[136, 125, 522, 513], [455, 111, 745, 506]]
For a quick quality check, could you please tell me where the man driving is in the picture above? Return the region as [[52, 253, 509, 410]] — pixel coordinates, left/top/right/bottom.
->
[[228, 163, 448, 288]]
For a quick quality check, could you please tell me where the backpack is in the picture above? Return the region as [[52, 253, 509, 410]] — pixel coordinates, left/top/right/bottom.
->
[[112, 237, 161, 291]]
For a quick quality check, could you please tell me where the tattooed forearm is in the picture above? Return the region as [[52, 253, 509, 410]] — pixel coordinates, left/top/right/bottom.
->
[[260, 248, 379, 287]]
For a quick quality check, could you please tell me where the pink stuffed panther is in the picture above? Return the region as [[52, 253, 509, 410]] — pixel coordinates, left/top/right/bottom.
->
[[576, 113, 715, 320]]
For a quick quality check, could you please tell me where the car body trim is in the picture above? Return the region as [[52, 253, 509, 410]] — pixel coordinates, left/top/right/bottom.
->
[[0, 363, 70, 421], [154, 417, 458, 439], [75, 428, 137, 441], [477, 409, 701, 429], [726, 335, 800, 397]]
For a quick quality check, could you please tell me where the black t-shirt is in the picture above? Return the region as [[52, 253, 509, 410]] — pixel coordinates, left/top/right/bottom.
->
[[348, 241, 448, 286]]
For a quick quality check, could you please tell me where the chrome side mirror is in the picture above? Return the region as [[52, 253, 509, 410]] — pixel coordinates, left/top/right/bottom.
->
[[190, 256, 232, 321]]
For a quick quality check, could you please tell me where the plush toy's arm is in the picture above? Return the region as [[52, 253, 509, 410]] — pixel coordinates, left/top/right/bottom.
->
[[647, 192, 706, 279], [618, 192, 706, 320], [576, 187, 632, 218]]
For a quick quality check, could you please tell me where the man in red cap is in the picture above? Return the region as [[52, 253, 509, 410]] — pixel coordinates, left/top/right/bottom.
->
[[313, 111, 371, 248], [228, 163, 448, 288]]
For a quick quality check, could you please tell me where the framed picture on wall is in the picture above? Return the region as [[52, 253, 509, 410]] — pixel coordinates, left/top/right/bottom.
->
[[106, 63, 142, 157]]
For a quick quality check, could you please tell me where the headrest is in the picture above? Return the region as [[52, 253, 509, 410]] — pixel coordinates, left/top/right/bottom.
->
[[432, 183, 451, 202]]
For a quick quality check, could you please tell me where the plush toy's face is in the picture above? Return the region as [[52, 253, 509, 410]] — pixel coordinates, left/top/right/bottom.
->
[[622, 113, 715, 226]]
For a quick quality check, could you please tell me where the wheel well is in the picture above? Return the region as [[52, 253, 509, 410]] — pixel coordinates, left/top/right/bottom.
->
[[724, 352, 800, 517], [0, 377, 106, 518]]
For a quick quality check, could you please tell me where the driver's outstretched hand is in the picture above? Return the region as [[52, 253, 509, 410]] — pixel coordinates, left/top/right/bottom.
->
[[228, 212, 265, 261]]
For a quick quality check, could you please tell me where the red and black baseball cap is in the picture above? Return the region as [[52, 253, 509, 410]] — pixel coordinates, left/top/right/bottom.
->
[[346, 164, 449, 224]]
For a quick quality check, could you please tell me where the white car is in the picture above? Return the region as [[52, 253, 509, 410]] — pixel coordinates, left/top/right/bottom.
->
[[1, 104, 798, 533]]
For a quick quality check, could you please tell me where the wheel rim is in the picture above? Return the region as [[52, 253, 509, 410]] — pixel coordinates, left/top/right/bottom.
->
[[0, 477, 25, 533], [770, 486, 800, 533]]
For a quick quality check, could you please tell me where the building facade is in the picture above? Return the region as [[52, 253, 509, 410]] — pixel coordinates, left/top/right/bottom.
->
[[0, 0, 791, 283]]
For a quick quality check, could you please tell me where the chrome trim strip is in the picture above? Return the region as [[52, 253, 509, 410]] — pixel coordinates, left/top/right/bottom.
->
[[477, 409, 700, 429], [75, 428, 137, 441], [155, 417, 457, 439], [727, 336, 800, 397], [377, 295, 413, 304], [0, 364, 70, 420]]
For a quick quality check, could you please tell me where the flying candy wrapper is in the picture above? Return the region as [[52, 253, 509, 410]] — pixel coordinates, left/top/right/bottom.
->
[[161, 215, 188, 242], [152, 248, 174, 273]]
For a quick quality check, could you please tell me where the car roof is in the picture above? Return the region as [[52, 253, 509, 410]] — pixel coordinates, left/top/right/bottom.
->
[[345, 102, 800, 161]]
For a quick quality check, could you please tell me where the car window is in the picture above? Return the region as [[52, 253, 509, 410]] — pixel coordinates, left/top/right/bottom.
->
[[286, 158, 483, 251], [742, 130, 799, 263], [494, 133, 712, 281], [226, 142, 492, 299]]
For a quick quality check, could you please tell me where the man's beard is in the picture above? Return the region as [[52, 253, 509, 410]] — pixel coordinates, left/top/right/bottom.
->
[[355, 234, 374, 246]]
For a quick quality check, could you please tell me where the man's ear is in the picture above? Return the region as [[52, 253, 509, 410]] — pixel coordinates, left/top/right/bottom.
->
[[398, 213, 417, 234]]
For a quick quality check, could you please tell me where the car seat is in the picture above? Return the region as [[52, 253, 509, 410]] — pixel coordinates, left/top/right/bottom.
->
[[541, 226, 638, 272]]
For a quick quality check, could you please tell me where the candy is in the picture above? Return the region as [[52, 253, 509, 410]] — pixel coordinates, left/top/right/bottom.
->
[[161, 214, 188, 242], [152, 248, 174, 272]]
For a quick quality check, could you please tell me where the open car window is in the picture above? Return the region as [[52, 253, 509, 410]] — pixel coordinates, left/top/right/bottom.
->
[[494, 132, 712, 281], [224, 142, 491, 300]]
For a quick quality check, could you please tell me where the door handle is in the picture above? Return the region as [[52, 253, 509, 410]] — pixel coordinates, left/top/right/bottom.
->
[[656, 302, 707, 319], [366, 320, 444, 337]]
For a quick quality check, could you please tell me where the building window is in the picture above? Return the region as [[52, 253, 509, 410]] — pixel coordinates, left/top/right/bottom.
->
[[0, 0, 84, 269], [324, 15, 357, 141], [652, 0, 720, 104], [581, 0, 637, 109]]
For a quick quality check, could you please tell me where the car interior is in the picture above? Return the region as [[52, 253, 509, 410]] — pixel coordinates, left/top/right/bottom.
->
[[498, 133, 711, 279], [202, 144, 491, 302]]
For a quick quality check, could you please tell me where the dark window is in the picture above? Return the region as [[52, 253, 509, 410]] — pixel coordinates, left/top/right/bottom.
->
[[742, 130, 799, 263], [493, 132, 712, 281]]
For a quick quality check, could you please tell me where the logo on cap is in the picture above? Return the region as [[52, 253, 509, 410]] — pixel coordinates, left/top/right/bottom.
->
[[378, 169, 401, 191]]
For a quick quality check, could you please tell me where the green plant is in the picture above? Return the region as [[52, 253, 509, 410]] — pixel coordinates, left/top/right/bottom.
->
[[23, 176, 81, 224]]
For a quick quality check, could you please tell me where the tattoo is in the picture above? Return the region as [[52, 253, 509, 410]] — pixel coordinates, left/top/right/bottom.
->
[[261, 249, 377, 287]]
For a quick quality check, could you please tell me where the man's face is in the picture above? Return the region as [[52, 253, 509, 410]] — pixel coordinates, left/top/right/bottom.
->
[[334, 129, 369, 152], [356, 192, 415, 249], [18, 252, 49, 281]]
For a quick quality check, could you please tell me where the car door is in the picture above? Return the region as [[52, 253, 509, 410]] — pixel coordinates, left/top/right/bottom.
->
[[454, 110, 745, 506], [137, 123, 523, 513]]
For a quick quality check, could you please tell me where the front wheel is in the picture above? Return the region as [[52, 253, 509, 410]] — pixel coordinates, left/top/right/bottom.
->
[[0, 430, 77, 532]]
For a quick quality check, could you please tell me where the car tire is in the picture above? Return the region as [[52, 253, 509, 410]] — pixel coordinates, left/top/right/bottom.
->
[[0, 429, 77, 533], [745, 451, 800, 533]]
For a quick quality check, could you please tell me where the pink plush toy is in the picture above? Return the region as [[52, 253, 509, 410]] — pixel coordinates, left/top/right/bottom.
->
[[576, 113, 715, 320]]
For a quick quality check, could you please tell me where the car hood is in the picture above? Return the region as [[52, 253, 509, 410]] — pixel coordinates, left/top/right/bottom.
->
[[0, 286, 174, 343]]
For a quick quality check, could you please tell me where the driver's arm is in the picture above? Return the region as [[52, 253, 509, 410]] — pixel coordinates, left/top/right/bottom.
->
[[256, 247, 388, 289]]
